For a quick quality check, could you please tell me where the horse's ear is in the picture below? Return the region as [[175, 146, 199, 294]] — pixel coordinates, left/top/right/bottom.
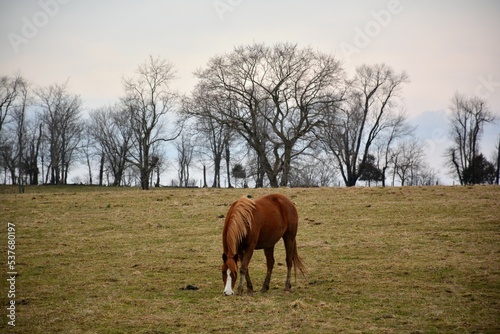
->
[[222, 253, 227, 263], [233, 254, 238, 262]]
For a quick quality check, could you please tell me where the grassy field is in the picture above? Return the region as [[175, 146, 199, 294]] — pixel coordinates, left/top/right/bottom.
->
[[0, 185, 499, 333]]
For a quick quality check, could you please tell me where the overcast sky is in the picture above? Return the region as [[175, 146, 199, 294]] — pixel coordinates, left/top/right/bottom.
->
[[1, 0, 499, 185]]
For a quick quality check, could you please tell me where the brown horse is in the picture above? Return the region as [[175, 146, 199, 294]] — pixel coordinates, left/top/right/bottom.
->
[[221, 194, 306, 295]]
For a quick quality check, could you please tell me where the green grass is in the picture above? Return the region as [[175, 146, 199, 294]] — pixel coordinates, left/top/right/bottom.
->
[[1, 185, 499, 333]]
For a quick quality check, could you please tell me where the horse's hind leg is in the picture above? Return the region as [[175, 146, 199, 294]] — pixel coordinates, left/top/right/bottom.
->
[[283, 237, 294, 291], [261, 246, 275, 292]]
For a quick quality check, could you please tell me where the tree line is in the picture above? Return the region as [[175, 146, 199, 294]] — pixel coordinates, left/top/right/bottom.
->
[[1, 43, 498, 190]]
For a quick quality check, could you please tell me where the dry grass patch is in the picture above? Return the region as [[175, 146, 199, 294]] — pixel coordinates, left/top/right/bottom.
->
[[1, 185, 499, 333]]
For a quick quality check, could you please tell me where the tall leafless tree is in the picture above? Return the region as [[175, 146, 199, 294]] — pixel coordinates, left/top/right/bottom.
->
[[447, 92, 496, 185], [373, 111, 415, 186], [23, 118, 43, 185], [392, 138, 425, 186], [193, 43, 344, 187], [80, 121, 96, 185], [88, 104, 133, 186], [175, 133, 194, 187], [288, 153, 338, 187], [183, 93, 234, 188], [0, 76, 31, 186], [122, 56, 181, 190], [0, 74, 32, 186], [319, 63, 409, 187], [37, 81, 83, 184], [496, 135, 500, 185], [12, 78, 30, 191], [0, 74, 26, 137]]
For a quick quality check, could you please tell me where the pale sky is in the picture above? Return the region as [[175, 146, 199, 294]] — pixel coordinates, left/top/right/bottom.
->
[[1, 0, 499, 185]]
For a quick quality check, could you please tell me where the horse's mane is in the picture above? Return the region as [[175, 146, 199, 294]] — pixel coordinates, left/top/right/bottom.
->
[[224, 196, 255, 256]]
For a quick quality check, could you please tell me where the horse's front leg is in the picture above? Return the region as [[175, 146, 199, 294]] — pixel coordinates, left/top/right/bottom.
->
[[237, 268, 254, 295], [237, 268, 245, 295], [238, 250, 254, 295], [245, 268, 253, 294]]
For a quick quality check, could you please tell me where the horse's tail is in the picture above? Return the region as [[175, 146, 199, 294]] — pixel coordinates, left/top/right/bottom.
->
[[292, 241, 307, 280]]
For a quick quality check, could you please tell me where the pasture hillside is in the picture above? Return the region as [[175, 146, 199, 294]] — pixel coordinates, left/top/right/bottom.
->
[[0, 185, 499, 333]]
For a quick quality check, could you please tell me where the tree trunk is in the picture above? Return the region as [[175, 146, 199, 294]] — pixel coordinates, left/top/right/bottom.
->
[[141, 168, 149, 190], [212, 158, 221, 188], [496, 137, 500, 185], [203, 165, 208, 188], [279, 147, 292, 187], [98, 152, 105, 186], [156, 165, 160, 187], [381, 167, 387, 187], [225, 143, 232, 188], [346, 175, 358, 187]]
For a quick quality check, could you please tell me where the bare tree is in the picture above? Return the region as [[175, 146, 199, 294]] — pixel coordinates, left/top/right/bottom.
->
[[193, 43, 344, 187], [392, 138, 425, 186], [0, 74, 26, 137], [0, 74, 32, 187], [37, 81, 83, 184], [319, 63, 409, 187], [175, 133, 194, 187], [23, 118, 43, 185], [149, 152, 166, 187], [0, 76, 30, 185], [12, 79, 30, 191], [447, 93, 496, 185], [122, 56, 181, 190], [496, 135, 500, 185], [258, 43, 344, 186], [88, 105, 133, 186], [80, 122, 94, 185], [417, 167, 439, 186], [373, 111, 415, 186], [182, 95, 232, 188], [288, 153, 338, 187]]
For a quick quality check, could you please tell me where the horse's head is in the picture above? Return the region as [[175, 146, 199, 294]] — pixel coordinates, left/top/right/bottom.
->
[[222, 253, 238, 295]]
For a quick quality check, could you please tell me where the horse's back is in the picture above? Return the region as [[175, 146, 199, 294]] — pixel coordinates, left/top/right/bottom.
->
[[257, 193, 298, 222], [253, 194, 298, 246]]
